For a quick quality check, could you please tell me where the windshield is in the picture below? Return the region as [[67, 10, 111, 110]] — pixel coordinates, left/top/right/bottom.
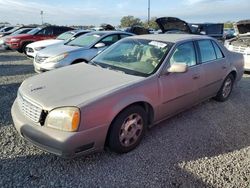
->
[[57, 31, 74, 40], [27, 28, 41, 35], [66, 33, 104, 47], [92, 38, 172, 77]]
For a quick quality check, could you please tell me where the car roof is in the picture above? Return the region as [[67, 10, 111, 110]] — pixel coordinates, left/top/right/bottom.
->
[[88, 30, 133, 35], [129, 34, 212, 43]]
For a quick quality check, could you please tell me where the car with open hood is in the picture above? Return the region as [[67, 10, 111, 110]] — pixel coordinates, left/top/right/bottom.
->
[[33, 31, 133, 73], [12, 34, 244, 158], [225, 20, 250, 71], [5, 26, 73, 53], [25, 30, 91, 58], [156, 17, 225, 42]]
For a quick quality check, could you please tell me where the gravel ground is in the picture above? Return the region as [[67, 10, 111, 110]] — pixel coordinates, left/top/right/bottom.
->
[[0, 50, 249, 188]]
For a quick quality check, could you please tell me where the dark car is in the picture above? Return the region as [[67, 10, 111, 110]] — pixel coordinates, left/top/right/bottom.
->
[[125, 26, 150, 35], [5, 26, 74, 53], [0, 26, 15, 33]]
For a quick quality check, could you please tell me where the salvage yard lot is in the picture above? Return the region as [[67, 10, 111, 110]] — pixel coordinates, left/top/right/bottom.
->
[[0, 50, 249, 187]]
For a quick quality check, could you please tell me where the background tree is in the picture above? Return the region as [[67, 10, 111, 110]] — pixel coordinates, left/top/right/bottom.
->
[[224, 21, 234, 29], [120, 16, 143, 27], [143, 17, 159, 30]]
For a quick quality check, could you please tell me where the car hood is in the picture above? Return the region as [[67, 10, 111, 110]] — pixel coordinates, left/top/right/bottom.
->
[[156, 17, 192, 33], [27, 39, 63, 48], [37, 44, 84, 57], [19, 63, 143, 110], [235, 20, 250, 36]]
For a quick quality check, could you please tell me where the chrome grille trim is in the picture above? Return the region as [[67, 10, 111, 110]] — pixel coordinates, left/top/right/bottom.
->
[[17, 92, 43, 123]]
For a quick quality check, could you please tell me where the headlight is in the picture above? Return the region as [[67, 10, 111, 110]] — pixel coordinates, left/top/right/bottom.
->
[[46, 53, 68, 63], [34, 46, 46, 51], [10, 38, 20, 42], [45, 107, 80, 132]]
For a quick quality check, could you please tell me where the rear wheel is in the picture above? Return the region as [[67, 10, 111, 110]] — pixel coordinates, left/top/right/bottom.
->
[[108, 105, 147, 153], [214, 74, 234, 102]]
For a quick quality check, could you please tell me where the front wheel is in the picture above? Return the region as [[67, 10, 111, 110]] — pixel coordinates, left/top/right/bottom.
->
[[214, 74, 234, 102], [108, 105, 147, 153]]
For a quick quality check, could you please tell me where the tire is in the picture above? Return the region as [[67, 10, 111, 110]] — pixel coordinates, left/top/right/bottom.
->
[[108, 105, 147, 153], [214, 74, 234, 102]]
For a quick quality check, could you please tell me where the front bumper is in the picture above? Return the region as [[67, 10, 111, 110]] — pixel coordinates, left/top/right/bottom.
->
[[6, 42, 20, 50], [11, 100, 107, 158]]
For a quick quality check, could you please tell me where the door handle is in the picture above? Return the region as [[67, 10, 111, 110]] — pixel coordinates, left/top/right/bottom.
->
[[192, 74, 200, 80], [222, 66, 227, 69]]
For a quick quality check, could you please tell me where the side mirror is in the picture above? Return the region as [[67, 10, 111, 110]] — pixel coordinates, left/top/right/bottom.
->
[[167, 63, 188, 73], [94, 42, 105, 48]]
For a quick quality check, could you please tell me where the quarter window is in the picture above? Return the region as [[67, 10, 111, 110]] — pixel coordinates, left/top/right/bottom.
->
[[170, 42, 197, 67], [212, 41, 224, 59], [197, 40, 217, 63]]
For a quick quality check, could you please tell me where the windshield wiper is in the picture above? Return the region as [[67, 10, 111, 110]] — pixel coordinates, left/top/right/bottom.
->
[[89, 61, 103, 68]]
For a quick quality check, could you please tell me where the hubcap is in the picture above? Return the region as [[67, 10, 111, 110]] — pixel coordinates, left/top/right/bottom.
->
[[222, 78, 232, 98], [119, 113, 143, 147]]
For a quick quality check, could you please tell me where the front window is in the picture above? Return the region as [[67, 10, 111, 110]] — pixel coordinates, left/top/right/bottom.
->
[[66, 33, 104, 47], [169, 42, 197, 67], [92, 38, 172, 76], [57, 32, 74, 40]]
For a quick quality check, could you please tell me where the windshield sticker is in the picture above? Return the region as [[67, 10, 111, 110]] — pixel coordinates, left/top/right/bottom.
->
[[93, 34, 101, 38], [149, 41, 167, 48]]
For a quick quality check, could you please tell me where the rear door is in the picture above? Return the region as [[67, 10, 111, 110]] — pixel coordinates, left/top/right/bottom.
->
[[158, 41, 202, 119], [196, 39, 228, 100]]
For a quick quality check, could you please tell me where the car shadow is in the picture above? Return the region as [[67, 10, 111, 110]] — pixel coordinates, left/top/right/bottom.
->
[[0, 76, 249, 187], [0, 54, 28, 62], [0, 64, 35, 77]]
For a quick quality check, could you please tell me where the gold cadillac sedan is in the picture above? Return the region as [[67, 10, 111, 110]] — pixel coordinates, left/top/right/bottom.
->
[[12, 34, 244, 158]]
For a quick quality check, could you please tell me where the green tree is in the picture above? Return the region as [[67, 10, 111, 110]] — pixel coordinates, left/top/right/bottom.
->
[[143, 17, 159, 30], [120, 16, 143, 27], [224, 21, 234, 29]]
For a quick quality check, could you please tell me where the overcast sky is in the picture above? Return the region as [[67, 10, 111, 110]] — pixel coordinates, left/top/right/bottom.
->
[[0, 0, 249, 26]]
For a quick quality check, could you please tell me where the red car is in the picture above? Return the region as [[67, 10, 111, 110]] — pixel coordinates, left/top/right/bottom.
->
[[6, 26, 73, 53]]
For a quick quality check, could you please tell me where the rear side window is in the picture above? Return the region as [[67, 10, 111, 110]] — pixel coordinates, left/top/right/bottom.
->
[[212, 41, 224, 59], [197, 40, 216, 63]]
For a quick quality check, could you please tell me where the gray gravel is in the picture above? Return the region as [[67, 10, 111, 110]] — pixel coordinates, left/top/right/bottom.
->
[[0, 50, 249, 188]]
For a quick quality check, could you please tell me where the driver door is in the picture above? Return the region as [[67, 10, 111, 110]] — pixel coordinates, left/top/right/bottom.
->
[[158, 41, 202, 119]]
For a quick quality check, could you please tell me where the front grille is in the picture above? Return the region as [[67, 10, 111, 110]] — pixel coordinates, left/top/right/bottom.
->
[[25, 47, 34, 53], [232, 46, 246, 54], [35, 55, 48, 64], [17, 92, 43, 123]]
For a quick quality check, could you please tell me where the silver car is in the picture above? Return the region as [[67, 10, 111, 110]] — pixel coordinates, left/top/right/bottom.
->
[[33, 31, 133, 73], [12, 34, 244, 158]]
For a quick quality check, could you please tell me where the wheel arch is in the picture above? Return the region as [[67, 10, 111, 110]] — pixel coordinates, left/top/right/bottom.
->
[[71, 58, 88, 64], [104, 101, 155, 146]]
